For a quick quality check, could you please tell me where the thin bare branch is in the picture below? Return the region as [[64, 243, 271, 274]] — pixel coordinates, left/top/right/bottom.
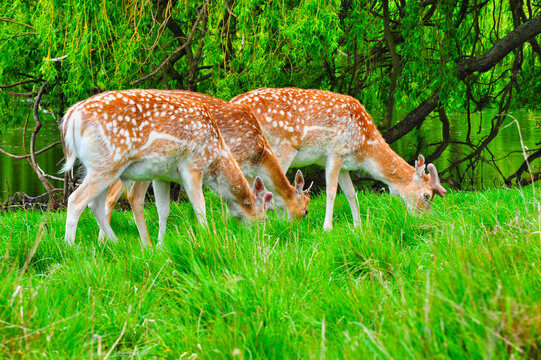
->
[[0, 76, 43, 89], [0, 141, 62, 159], [43, 173, 64, 182], [42, 55, 68, 62], [131, 0, 210, 85], [28, 82, 60, 209], [223, 0, 238, 18], [6, 92, 33, 97], [0, 17, 35, 30], [0, 31, 37, 41]]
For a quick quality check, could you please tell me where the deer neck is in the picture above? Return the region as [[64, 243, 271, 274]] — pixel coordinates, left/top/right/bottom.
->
[[360, 134, 415, 195], [209, 150, 258, 219], [258, 147, 297, 208]]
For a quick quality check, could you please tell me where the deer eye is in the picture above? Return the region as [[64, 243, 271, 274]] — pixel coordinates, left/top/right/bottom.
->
[[423, 193, 431, 202]]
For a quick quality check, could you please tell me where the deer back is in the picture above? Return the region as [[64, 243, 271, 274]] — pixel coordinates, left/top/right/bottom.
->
[[61, 89, 270, 221], [151, 90, 310, 219], [230, 88, 383, 156]]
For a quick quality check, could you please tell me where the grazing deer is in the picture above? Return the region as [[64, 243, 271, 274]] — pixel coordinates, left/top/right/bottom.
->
[[231, 88, 446, 230], [105, 91, 310, 233], [104, 91, 310, 244], [61, 89, 273, 245]]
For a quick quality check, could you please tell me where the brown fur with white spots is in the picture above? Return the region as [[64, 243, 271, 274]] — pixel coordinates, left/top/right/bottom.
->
[[61, 89, 272, 245], [105, 91, 310, 237], [231, 88, 446, 230]]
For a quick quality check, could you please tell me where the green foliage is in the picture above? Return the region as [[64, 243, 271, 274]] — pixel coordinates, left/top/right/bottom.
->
[[0, 187, 539, 358], [1, 0, 540, 126]]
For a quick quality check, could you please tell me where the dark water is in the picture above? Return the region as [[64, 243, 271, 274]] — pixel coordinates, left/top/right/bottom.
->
[[0, 117, 64, 201], [391, 109, 540, 188], [0, 110, 539, 200]]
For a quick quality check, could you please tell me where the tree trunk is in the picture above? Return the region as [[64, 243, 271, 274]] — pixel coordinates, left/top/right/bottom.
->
[[381, 0, 401, 129]]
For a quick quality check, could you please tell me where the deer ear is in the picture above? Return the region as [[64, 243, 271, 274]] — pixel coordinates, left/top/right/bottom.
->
[[253, 176, 265, 197], [414, 154, 426, 181], [294, 170, 305, 195], [253, 177, 274, 210], [427, 163, 447, 197], [264, 192, 274, 211]]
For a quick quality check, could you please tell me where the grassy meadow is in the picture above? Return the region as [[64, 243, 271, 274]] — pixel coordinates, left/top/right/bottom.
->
[[0, 187, 540, 359]]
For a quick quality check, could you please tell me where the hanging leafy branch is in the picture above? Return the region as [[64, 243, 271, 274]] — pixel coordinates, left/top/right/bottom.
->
[[0, 0, 540, 206]]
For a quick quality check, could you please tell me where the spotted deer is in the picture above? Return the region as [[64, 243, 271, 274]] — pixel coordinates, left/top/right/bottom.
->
[[231, 88, 446, 230], [105, 91, 310, 241], [61, 89, 273, 245]]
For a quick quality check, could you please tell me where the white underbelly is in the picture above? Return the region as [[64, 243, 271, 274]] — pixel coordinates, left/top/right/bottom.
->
[[121, 156, 187, 182], [291, 147, 327, 167], [289, 149, 361, 171], [341, 155, 361, 170]]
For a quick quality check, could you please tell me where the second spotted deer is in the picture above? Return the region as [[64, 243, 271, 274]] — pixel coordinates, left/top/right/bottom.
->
[[231, 88, 446, 230], [105, 91, 310, 243], [61, 89, 273, 246]]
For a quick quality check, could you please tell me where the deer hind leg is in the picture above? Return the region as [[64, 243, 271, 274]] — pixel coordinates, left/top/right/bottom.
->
[[99, 179, 125, 240], [338, 171, 361, 228], [181, 168, 206, 226], [323, 154, 344, 231], [88, 188, 119, 242], [127, 181, 151, 247], [105, 179, 124, 224], [152, 180, 171, 246], [66, 171, 119, 245]]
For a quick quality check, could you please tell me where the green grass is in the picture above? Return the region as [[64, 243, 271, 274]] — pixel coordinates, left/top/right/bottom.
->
[[0, 187, 540, 359]]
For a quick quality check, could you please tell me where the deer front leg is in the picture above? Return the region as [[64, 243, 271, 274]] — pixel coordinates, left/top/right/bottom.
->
[[152, 180, 171, 246], [127, 181, 152, 247], [323, 154, 343, 231], [181, 168, 206, 226], [338, 171, 361, 228]]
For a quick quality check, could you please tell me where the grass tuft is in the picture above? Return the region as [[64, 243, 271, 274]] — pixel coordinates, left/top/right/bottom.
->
[[0, 186, 539, 358]]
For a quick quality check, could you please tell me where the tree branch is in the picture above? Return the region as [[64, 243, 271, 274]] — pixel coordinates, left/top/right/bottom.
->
[[29, 82, 59, 210], [0, 17, 35, 29], [0, 141, 61, 159], [457, 15, 541, 79], [382, 90, 440, 144], [505, 148, 541, 186], [7, 92, 33, 97], [0, 75, 43, 89], [383, 15, 540, 148], [131, 0, 210, 85]]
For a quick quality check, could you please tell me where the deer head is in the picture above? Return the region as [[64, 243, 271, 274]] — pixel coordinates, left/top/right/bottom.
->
[[403, 155, 447, 212]]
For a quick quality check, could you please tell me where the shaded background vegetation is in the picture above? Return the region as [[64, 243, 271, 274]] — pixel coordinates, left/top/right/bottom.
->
[[1, 0, 540, 206]]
